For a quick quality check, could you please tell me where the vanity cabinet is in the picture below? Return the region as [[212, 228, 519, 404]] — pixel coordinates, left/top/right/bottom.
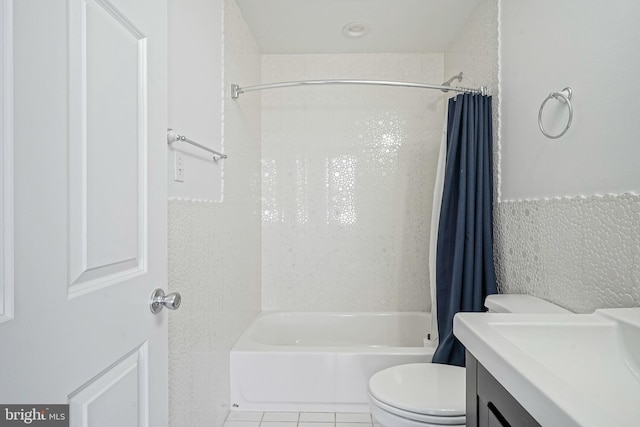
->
[[466, 351, 542, 427]]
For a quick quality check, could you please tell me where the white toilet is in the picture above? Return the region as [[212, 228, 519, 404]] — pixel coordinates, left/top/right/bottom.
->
[[368, 294, 570, 427]]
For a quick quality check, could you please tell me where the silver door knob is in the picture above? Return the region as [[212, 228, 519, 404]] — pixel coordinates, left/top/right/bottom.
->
[[149, 288, 182, 314]]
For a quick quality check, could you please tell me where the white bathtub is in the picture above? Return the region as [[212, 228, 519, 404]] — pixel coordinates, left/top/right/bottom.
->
[[230, 311, 433, 412]]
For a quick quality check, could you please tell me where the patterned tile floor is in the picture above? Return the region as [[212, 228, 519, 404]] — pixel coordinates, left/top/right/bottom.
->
[[222, 411, 381, 427]]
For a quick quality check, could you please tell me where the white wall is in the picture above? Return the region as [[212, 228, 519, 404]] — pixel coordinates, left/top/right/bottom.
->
[[168, 0, 262, 426], [500, 0, 640, 199], [496, 0, 640, 311], [260, 53, 442, 311], [168, 0, 224, 201]]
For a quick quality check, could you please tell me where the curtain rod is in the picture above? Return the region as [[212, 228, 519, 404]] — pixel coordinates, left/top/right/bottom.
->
[[231, 74, 488, 99]]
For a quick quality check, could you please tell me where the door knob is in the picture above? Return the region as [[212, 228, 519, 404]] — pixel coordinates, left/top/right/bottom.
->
[[149, 288, 182, 314]]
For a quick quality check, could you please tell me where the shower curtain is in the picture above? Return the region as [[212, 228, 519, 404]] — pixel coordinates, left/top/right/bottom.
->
[[431, 93, 497, 367]]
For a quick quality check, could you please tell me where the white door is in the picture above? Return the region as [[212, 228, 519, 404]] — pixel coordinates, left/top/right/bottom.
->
[[1, 0, 169, 425]]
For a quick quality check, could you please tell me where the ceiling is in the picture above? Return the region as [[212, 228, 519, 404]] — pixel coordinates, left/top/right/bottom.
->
[[234, 0, 481, 54]]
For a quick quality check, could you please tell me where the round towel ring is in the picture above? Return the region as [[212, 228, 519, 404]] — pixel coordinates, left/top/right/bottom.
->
[[538, 87, 573, 139]]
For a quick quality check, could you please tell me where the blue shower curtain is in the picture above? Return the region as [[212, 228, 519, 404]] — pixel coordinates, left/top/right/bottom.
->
[[432, 93, 498, 367]]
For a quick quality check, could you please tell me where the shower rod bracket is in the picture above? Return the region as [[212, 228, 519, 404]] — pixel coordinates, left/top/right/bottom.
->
[[440, 72, 464, 92], [231, 84, 243, 99]]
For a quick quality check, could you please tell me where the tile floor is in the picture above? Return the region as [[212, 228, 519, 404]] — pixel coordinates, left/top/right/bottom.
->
[[222, 411, 381, 427]]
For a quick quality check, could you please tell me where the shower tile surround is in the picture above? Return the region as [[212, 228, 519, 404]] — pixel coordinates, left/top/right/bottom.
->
[[260, 53, 445, 311]]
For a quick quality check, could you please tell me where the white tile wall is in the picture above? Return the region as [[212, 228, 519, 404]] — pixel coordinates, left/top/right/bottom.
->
[[168, 0, 262, 426], [261, 53, 444, 311]]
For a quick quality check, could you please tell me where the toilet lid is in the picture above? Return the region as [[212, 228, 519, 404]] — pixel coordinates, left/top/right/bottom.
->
[[368, 363, 466, 417]]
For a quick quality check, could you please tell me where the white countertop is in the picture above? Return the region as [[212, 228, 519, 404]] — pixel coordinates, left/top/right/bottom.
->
[[454, 308, 640, 427]]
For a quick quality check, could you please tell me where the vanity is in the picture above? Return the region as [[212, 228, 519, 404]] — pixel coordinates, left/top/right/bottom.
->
[[466, 351, 540, 427], [454, 308, 640, 427]]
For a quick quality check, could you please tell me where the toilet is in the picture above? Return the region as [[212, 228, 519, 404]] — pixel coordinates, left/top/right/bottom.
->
[[368, 294, 570, 427]]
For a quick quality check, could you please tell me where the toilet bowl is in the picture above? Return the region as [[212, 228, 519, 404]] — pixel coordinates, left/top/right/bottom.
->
[[368, 294, 570, 427]]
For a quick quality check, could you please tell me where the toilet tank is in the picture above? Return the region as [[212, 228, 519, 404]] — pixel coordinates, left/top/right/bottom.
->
[[485, 294, 571, 314]]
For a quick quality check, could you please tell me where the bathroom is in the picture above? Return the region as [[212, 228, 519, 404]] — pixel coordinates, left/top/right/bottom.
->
[[166, 0, 640, 426], [1, 0, 638, 426]]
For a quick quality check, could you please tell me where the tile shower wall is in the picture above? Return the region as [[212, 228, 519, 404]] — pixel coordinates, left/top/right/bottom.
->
[[261, 54, 444, 311], [168, 1, 261, 426]]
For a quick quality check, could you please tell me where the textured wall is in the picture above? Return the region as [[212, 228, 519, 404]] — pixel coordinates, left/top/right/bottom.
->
[[168, 0, 261, 426], [495, 194, 640, 312], [261, 53, 444, 311]]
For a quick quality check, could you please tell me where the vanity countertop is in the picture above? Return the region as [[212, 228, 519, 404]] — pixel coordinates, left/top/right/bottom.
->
[[454, 308, 640, 427]]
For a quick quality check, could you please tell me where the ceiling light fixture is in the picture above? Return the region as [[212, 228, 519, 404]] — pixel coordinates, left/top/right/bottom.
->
[[342, 22, 369, 38]]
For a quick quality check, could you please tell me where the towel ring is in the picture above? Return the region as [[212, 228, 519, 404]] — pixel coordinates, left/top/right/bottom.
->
[[538, 87, 573, 139]]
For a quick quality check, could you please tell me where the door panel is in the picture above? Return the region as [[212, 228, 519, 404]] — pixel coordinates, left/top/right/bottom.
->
[[69, 345, 149, 426], [2, 0, 168, 425], [84, 0, 142, 271], [68, 0, 148, 296]]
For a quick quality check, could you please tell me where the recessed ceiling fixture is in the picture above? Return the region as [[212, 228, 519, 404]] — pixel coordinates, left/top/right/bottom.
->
[[342, 22, 369, 38]]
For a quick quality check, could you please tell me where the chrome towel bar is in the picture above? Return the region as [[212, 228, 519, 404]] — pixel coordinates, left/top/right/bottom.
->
[[167, 129, 227, 161]]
